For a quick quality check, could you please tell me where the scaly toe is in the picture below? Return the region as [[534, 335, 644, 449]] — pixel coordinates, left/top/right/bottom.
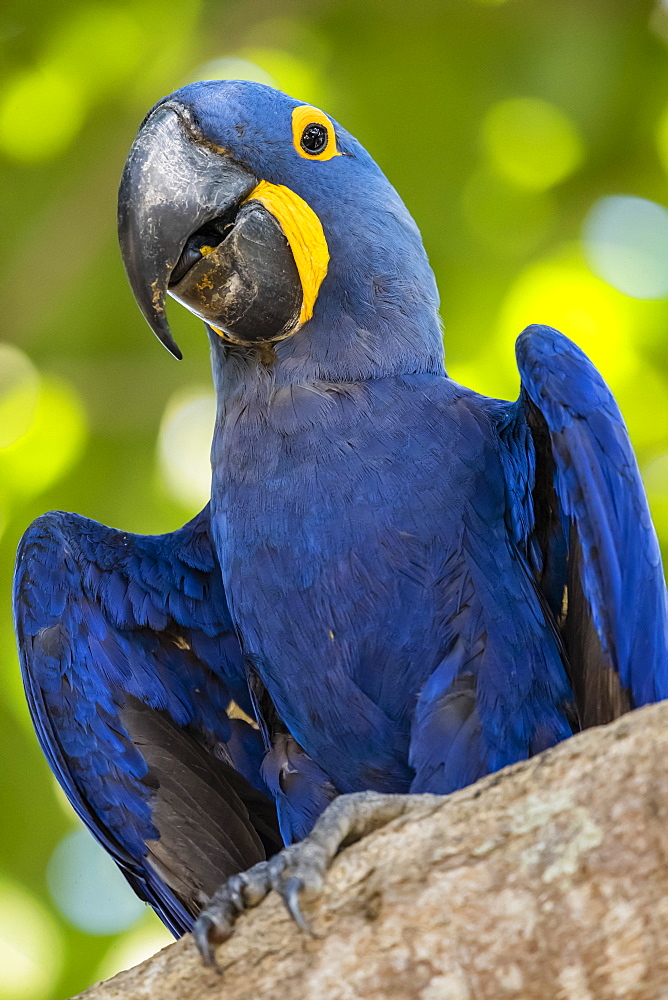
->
[[193, 866, 271, 965], [264, 841, 328, 933]]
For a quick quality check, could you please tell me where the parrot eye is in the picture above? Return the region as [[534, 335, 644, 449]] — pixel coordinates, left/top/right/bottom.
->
[[301, 123, 328, 155], [292, 105, 340, 162]]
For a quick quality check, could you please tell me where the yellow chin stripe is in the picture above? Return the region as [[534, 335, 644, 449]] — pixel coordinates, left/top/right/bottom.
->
[[244, 180, 329, 326]]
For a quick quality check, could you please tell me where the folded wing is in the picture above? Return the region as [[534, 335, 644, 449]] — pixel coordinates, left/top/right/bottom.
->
[[515, 324, 668, 725]]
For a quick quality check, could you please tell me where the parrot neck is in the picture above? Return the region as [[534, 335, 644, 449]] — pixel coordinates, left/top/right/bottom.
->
[[208, 294, 445, 394], [208, 218, 446, 387]]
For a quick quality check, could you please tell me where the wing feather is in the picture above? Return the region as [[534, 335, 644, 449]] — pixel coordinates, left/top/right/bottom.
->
[[515, 324, 668, 723], [14, 505, 281, 935]]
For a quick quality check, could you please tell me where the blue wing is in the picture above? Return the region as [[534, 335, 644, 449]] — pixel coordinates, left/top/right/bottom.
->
[[514, 324, 668, 723], [14, 505, 281, 935]]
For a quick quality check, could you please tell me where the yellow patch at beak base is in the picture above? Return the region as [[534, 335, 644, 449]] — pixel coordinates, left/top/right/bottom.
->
[[244, 180, 329, 326]]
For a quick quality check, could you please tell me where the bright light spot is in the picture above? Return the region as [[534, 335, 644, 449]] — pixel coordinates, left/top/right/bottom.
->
[[0, 375, 87, 497], [583, 195, 668, 299], [187, 46, 326, 109], [44, 4, 143, 98], [447, 356, 519, 402], [643, 452, 668, 496], [47, 828, 145, 935], [462, 167, 556, 255], [96, 919, 173, 982], [0, 67, 84, 163], [241, 47, 326, 105], [0, 879, 63, 1000], [642, 451, 668, 544], [0, 345, 39, 449], [188, 56, 276, 88], [158, 387, 215, 511], [616, 364, 668, 453], [497, 251, 638, 389], [482, 97, 584, 191], [190, 48, 325, 105]]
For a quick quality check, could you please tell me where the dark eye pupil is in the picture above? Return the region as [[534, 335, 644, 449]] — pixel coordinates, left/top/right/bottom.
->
[[301, 123, 328, 155]]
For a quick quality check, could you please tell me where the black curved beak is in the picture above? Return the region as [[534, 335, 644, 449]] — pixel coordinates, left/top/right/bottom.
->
[[118, 104, 257, 358]]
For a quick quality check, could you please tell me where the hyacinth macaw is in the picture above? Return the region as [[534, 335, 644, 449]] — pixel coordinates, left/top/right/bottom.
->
[[14, 81, 668, 961]]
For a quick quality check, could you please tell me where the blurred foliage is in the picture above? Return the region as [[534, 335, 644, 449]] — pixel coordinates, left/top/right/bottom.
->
[[2, 0, 668, 996]]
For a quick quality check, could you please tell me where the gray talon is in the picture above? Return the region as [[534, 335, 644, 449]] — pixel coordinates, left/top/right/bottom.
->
[[193, 913, 218, 969], [282, 875, 315, 936], [192, 793, 421, 966]]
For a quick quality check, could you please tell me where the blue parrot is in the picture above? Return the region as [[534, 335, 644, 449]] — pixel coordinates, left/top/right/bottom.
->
[[14, 81, 668, 959]]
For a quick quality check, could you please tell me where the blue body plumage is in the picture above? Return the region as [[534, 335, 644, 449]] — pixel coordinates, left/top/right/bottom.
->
[[14, 81, 668, 935]]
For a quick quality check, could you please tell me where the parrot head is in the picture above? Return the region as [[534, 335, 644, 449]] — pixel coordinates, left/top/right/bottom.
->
[[118, 80, 441, 374]]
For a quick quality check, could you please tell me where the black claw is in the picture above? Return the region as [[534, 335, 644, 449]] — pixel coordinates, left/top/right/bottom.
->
[[282, 876, 317, 937]]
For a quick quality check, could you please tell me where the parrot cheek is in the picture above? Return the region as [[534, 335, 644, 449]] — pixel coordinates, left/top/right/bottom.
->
[[168, 203, 303, 346]]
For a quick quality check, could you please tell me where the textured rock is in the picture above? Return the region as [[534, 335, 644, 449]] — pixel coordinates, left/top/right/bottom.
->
[[74, 702, 668, 1000]]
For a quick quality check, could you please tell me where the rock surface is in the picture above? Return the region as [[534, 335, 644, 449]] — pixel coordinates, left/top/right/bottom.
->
[[74, 702, 668, 1000]]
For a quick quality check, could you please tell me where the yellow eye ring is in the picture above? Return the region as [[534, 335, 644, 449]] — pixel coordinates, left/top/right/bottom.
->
[[292, 105, 340, 161]]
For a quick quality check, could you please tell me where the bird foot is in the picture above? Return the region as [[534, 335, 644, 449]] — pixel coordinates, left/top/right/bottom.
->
[[193, 790, 430, 966]]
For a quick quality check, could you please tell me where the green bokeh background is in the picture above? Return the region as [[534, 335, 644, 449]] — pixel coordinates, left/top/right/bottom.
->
[[2, 0, 668, 996]]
